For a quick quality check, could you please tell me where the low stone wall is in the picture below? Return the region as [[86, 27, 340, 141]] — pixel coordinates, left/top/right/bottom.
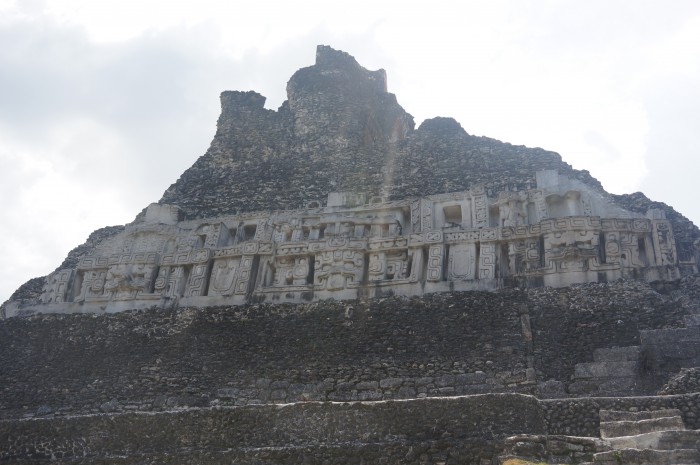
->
[[0, 394, 546, 464]]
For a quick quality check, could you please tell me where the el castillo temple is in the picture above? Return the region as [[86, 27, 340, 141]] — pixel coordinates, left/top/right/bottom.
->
[[2, 46, 700, 465]]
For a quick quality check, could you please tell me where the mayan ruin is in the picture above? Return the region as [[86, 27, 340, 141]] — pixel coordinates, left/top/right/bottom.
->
[[2, 45, 700, 464]]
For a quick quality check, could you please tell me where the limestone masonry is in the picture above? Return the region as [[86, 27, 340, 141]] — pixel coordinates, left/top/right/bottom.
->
[[3, 46, 700, 464]]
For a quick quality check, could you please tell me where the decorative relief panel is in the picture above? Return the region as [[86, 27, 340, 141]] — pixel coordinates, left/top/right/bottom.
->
[[208, 257, 240, 296], [315, 250, 364, 290], [185, 263, 210, 297], [652, 221, 677, 266], [530, 190, 548, 222], [479, 243, 497, 279], [157, 266, 188, 298], [76, 270, 108, 301], [78, 256, 109, 269], [494, 192, 527, 227], [254, 218, 269, 241], [235, 255, 256, 295], [421, 198, 432, 231], [447, 243, 477, 281], [444, 231, 480, 242], [411, 199, 421, 233], [508, 238, 542, 275], [426, 244, 444, 282], [21, 173, 686, 314], [543, 229, 600, 272], [40, 269, 73, 304], [368, 237, 408, 251], [272, 256, 312, 287], [368, 251, 408, 281], [472, 191, 489, 228], [104, 263, 157, 300]]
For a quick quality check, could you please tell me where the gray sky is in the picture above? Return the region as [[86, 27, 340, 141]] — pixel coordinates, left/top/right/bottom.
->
[[1, 0, 699, 302]]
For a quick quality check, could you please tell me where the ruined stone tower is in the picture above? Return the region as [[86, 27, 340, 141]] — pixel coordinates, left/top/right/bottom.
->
[[2, 46, 700, 464]]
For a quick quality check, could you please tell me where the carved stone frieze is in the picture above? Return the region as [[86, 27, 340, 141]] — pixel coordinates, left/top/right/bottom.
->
[[9, 170, 690, 316]]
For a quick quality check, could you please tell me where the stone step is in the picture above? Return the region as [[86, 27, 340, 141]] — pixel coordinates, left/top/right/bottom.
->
[[593, 346, 641, 362], [684, 314, 700, 327], [641, 326, 700, 343], [605, 429, 700, 451], [574, 361, 639, 379], [600, 416, 685, 439], [593, 448, 700, 465], [600, 409, 683, 422], [499, 434, 605, 464], [568, 377, 639, 396]]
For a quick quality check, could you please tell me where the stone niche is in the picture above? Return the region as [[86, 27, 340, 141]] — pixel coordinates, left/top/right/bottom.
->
[[4, 170, 695, 318]]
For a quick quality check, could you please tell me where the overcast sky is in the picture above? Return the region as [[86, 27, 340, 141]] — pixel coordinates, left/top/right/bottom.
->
[[1, 0, 699, 302]]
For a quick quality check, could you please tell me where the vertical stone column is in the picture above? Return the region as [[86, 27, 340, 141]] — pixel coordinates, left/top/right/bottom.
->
[[184, 249, 212, 297], [479, 243, 497, 279], [471, 186, 489, 228], [427, 244, 444, 282]]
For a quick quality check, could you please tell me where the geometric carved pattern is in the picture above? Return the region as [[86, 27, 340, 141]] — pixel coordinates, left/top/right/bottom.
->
[[472, 191, 489, 228], [29, 173, 684, 314], [411, 199, 421, 233], [315, 250, 363, 290], [426, 244, 443, 282], [40, 269, 73, 304], [234, 255, 255, 295], [421, 198, 432, 231], [369, 250, 408, 282], [76, 269, 108, 301], [652, 220, 677, 266], [479, 243, 497, 279], [185, 263, 210, 297]]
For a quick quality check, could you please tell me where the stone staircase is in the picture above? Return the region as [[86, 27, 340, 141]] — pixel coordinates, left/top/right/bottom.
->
[[567, 314, 700, 399], [569, 346, 642, 397], [591, 409, 700, 464], [499, 408, 700, 465]]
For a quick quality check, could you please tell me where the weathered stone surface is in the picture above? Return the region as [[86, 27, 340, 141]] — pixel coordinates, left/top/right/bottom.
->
[[1, 278, 698, 420], [605, 429, 700, 451], [600, 416, 685, 438], [0, 394, 546, 464], [600, 408, 682, 422], [1, 45, 700, 464], [575, 361, 639, 379], [500, 434, 607, 464], [593, 346, 640, 362], [593, 448, 700, 465], [659, 367, 700, 395], [2, 169, 690, 318]]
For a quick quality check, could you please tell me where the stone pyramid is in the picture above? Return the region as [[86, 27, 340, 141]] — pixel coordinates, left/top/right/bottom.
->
[[1, 45, 700, 464]]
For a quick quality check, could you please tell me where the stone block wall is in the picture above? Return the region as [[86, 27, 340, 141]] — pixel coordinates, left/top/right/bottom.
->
[[1, 278, 696, 420], [0, 394, 546, 464], [5, 393, 700, 464], [0, 292, 533, 419], [543, 393, 700, 437]]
